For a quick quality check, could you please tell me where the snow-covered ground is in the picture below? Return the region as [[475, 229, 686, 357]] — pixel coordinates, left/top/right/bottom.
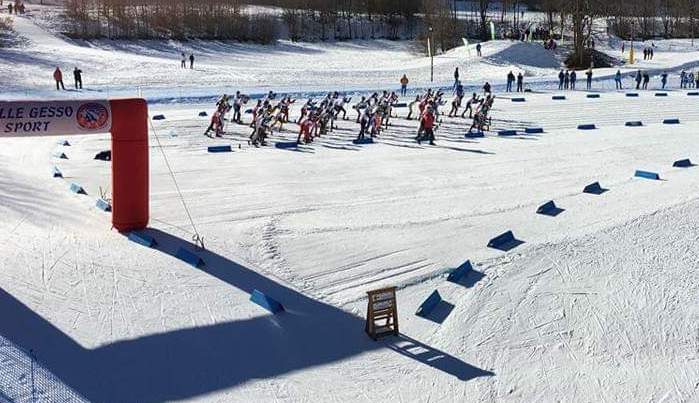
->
[[2, 6, 699, 403]]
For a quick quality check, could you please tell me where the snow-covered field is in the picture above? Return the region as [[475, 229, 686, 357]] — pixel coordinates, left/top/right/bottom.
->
[[1, 6, 699, 403]]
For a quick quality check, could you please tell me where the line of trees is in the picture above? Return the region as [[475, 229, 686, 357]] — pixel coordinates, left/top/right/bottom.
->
[[63, 0, 277, 41], [60, 0, 699, 63]]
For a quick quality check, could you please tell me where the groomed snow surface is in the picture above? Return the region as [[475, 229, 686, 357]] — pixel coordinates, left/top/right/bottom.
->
[[1, 8, 699, 403]]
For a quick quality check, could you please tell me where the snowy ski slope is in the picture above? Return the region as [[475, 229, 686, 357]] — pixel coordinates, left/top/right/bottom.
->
[[1, 7, 699, 403]]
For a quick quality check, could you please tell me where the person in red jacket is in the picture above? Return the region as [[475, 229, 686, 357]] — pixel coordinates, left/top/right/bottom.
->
[[53, 67, 65, 90], [418, 106, 436, 145]]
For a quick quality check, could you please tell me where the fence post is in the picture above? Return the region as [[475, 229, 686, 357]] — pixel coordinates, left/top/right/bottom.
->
[[30, 349, 36, 403]]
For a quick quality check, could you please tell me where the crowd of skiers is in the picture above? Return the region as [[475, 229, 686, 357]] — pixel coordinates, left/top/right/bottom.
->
[[201, 80, 498, 147]]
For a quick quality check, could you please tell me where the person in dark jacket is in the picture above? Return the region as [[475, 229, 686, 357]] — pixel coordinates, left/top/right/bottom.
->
[[506, 71, 515, 92], [189, 54, 195, 69], [585, 68, 593, 90], [516, 72, 524, 92], [73, 67, 83, 89], [635, 70, 642, 90], [558, 70, 565, 90], [570, 70, 577, 90], [642, 72, 650, 89]]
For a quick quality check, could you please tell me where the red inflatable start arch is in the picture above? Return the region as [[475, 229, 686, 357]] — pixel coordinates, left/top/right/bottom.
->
[[0, 98, 149, 232]]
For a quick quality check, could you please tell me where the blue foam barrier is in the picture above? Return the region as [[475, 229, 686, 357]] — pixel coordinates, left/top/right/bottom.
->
[[586, 94, 601, 99], [536, 200, 562, 216], [415, 290, 442, 318], [511, 98, 526, 102], [552, 95, 566, 100], [250, 289, 285, 314], [152, 114, 166, 120], [52, 166, 63, 178], [94, 150, 111, 161], [625, 121, 643, 127], [95, 198, 111, 212], [353, 138, 374, 145], [175, 247, 204, 267], [128, 232, 157, 248], [447, 261, 473, 284], [524, 89, 532, 93], [53, 152, 68, 159], [58, 140, 71, 146], [525, 127, 544, 134], [663, 118, 680, 124], [465, 131, 485, 138], [688, 92, 699, 96], [198, 111, 208, 117], [655, 93, 668, 97], [487, 231, 520, 251], [207, 145, 232, 153], [577, 124, 596, 130], [275, 142, 299, 149], [583, 182, 606, 195], [673, 159, 693, 168], [69, 183, 86, 195], [244, 109, 253, 114], [635, 170, 660, 180], [498, 130, 517, 136], [626, 93, 639, 97]]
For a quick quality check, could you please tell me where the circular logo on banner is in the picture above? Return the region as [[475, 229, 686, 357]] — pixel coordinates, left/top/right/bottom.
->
[[76, 103, 109, 130]]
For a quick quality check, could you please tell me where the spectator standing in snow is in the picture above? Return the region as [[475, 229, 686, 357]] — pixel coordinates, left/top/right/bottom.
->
[[8, 3, 12, 14], [680, 71, 686, 88], [453, 67, 460, 89], [642, 72, 650, 89], [53, 67, 65, 90], [73, 67, 82, 89], [570, 70, 577, 90], [189, 54, 195, 69], [650, 48, 654, 60], [695, 73, 699, 89], [661, 72, 668, 89], [615, 70, 623, 90], [483, 81, 491, 96], [635, 70, 642, 90], [585, 68, 593, 90], [516, 72, 524, 92], [564, 70, 570, 90], [476, 43, 482, 57], [400, 74, 409, 96], [180, 53, 186, 69], [506, 71, 515, 92], [558, 70, 565, 90]]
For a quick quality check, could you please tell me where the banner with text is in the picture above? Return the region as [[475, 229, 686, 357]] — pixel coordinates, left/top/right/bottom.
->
[[0, 100, 112, 137]]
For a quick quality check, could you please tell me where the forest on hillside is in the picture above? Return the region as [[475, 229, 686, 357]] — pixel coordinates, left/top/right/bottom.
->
[[61, 0, 698, 66]]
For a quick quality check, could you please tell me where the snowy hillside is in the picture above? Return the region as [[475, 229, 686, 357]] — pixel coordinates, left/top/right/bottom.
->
[[1, 6, 699, 403]]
